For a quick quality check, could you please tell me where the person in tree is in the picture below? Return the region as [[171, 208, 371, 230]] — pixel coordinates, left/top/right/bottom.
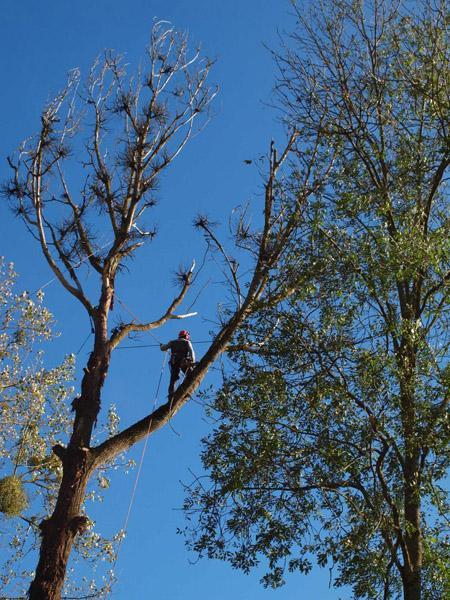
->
[[160, 330, 196, 398]]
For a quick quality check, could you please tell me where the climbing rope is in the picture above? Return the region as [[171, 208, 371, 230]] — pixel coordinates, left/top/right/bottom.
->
[[105, 351, 168, 598], [75, 331, 94, 355], [116, 340, 211, 350], [185, 277, 211, 313], [115, 296, 162, 345]]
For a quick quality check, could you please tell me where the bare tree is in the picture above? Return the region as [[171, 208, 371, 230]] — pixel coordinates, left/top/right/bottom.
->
[[4, 22, 327, 599]]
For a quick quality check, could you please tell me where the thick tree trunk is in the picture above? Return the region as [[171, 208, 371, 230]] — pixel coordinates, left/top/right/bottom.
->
[[403, 565, 422, 600], [402, 499, 422, 600], [398, 334, 423, 600], [402, 452, 423, 600], [29, 302, 112, 600], [28, 449, 92, 600]]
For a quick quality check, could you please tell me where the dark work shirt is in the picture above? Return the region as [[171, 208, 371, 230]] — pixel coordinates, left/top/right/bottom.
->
[[160, 338, 195, 363]]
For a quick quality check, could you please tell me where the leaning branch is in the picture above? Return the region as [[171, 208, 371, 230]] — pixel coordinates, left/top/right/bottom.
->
[[91, 304, 247, 468], [91, 138, 300, 469]]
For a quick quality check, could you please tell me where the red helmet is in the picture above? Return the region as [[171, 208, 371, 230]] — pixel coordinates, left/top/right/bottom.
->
[[178, 330, 190, 340]]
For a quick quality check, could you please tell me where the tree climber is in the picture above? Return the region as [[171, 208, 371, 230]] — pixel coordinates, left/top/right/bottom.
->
[[160, 330, 196, 398]]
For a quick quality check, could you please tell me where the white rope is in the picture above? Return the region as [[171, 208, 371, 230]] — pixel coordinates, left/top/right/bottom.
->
[[105, 351, 168, 597]]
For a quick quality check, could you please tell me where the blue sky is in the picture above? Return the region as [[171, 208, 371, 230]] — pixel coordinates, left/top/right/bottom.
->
[[1, 1, 350, 598]]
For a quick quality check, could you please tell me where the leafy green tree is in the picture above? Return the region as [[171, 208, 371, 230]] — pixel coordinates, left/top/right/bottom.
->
[[0, 258, 74, 591], [184, 2, 449, 599]]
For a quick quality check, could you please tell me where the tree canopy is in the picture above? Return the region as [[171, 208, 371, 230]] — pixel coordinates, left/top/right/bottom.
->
[[183, 2, 449, 599]]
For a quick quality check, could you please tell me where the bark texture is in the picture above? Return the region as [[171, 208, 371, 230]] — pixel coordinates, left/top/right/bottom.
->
[[29, 306, 111, 599]]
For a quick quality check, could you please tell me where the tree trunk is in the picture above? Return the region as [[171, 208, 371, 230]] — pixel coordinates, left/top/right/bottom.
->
[[398, 334, 423, 600], [28, 449, 92, 600], [29, 304, 111, 599], [402, 451, 423, 600], [403, 565, 421, 600]]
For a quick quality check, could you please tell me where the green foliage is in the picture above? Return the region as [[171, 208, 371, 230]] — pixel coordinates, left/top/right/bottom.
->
[[0, 258, 75, 590], [0, 258, 74, 491], [184, 2, 449, 599], [0, 476, 28, 517]]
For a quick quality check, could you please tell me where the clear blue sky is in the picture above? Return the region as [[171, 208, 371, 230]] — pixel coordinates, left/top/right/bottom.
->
[[0, 1, 351, 598]]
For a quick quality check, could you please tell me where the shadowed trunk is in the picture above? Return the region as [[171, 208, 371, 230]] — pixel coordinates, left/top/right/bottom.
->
[[399, 336, 423, 600], [402, 449, 422, 600], [28, 450, 92, 599]]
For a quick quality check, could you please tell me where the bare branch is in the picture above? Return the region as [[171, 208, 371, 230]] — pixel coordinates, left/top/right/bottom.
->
[[109, 261, 196, 348]]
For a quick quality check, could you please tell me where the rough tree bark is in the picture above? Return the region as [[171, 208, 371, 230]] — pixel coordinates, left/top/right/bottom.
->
[[398, 338, 423, 600]]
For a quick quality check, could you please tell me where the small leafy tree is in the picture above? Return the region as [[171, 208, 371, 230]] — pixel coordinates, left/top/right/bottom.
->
[[0, 259, 74, 591], [183, 2, 449, 599], [4, 21, 325, 598]]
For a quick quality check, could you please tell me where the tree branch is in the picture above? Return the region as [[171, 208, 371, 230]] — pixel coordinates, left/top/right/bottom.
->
[[109, 261, 195, 348]]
